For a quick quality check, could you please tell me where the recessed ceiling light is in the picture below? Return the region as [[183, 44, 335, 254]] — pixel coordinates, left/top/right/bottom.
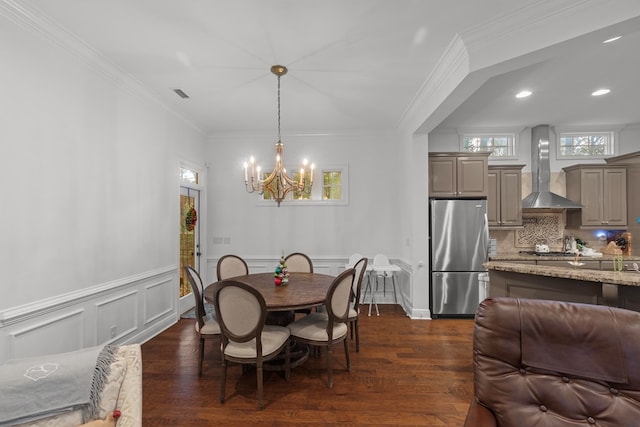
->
[[603, 36, 622, 44], [591, 89, 610, 96], [515, 90, 532, 98]]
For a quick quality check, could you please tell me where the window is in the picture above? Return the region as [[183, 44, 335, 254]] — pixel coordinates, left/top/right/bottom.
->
[[261, 171, 273, 201], [322, 170, 342, 200], [293, 170, 313, 201], [462, 134, 515, 158], [180, 166, 198, 184], [558, 132, 614, 158], [256, 165, 348, 206]]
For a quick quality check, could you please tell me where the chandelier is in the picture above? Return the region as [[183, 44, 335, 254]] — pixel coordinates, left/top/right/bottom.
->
[[243, 65, 314, 207]]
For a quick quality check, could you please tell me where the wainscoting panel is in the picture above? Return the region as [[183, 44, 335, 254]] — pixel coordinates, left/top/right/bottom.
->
[[0, 266, 178, 364], [8, 309, 85, 360], [96, 290, 139, 344], [144, 277, 175, 325]]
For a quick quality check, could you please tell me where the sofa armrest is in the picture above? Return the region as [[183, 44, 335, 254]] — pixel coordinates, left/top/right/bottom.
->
[[114, 344, 142, 427], [463, 398, 497, 427]]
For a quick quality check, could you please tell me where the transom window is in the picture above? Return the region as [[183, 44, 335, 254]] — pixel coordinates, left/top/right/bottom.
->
[[558, 132, 614, 158], [180, 166, 198, 184], [462, 133, 515, 158]]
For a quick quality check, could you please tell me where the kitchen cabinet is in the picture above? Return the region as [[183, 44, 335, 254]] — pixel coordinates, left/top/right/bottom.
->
[[606, 150, 640, 256], [487, 165, 524, 228], [564, 164, 627, 229], [429, 152, 490, 198]]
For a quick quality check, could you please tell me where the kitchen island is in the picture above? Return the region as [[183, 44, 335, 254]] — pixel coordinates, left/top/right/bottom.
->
[[485, 256, 640, 312]]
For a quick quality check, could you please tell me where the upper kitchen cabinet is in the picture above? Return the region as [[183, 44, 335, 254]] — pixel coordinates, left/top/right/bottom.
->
[[487, 165, 524, 228], [564, 164, 627, 229], [429, 152, 490, 198]]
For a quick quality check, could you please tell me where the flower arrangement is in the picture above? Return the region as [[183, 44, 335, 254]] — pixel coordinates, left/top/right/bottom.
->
[[274, 255, 290, 286]]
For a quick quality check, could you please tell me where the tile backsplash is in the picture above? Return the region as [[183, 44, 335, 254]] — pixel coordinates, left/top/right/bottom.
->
[[491, 213, 612, 253], [516, 214, 563, 248]]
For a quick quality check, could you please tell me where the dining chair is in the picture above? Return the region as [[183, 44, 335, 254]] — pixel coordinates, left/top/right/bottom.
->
[[184, 266, 221, 376], [346, 253, 363, 268], [287, 268, 355, 388], [284, 252, 313, 273], [347, 257, 368, 352], [284, 252, 314, 315], [216, 254, 249, 281], [372, 253, 399, 304], [212, 280, 291, 409]]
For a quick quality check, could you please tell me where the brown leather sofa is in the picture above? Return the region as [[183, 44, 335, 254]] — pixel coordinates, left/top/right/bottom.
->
[[464, 297, 640, 426]]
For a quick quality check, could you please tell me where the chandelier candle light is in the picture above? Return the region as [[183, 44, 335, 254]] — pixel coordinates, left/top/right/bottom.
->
[[243, 65, 314, 206]]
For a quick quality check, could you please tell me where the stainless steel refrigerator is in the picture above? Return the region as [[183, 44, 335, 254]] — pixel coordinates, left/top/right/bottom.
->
[[429, 199, 489, 317]]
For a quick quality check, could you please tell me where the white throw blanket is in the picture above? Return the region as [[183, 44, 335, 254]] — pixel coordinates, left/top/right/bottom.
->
[[0, 345, 116, 426]]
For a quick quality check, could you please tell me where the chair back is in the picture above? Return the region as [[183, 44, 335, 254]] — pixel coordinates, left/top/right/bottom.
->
[[373, 253, 390, 268], [284, 252, 313, 273], [213, 280, 267, 347], [351, 257, 368, 308], [347, 253, 363, 267], [184, 266, 207, 330], [326, 268, 356, 323], [464, 297, 640, 427], [216, 254, 249, 281]]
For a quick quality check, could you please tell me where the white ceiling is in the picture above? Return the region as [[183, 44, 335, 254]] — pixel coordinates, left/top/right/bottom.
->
[[18, 0, 640, 135]]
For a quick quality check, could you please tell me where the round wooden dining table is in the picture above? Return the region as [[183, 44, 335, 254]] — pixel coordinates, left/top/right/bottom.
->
[[204, 272, 336, 369], [204, 272, 335, 312]]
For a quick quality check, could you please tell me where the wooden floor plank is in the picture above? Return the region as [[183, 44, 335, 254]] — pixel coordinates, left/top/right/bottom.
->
[[142, 305, 475, 426]]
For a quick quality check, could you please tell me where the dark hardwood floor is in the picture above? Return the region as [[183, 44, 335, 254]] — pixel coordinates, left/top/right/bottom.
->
[[141, 305, 475, 426]]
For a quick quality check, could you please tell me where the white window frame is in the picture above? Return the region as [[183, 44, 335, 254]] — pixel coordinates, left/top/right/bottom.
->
[[459, 131, 517, 160], [556, 131, 616, 160], [256, 164, 349, 207]]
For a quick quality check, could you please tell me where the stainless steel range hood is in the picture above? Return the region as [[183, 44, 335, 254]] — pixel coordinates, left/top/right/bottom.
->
[[522, 125, 582, 210]]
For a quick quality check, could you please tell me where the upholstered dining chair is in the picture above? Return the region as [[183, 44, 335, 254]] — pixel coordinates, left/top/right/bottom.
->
[[216, 254, 249, 281], [285, 252, 314, 315], [284, 252, 313, 273], [347, 257, 368, 352], [212, 280, 291, 410], [346, 253, 363, 268], [287, 268, 356, 388], [464, 297, 640, 427], [184, 266, 221, 376]]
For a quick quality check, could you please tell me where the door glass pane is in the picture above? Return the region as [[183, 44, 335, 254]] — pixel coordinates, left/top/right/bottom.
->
[[179, 187, 199, 297]]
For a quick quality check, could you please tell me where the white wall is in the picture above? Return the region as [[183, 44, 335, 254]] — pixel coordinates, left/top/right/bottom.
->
[[205, 131, 404, 259], [0, 7, 206, 361]]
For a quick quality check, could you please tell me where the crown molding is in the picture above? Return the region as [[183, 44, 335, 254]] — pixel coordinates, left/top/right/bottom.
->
[[397, 34, 470, 134], [460, 0, 640, 71], [459, 0, 586, 52], [0, 0, 205, 135]]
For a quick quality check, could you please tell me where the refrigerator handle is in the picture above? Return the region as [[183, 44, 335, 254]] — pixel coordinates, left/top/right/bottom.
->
[[484, 213, 490, 263]]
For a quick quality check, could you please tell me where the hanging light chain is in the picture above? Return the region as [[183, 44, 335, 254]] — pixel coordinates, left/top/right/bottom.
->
[[277, 73, 281, 143]]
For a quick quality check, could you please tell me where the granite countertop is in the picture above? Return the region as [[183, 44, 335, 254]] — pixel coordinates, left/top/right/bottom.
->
[[485, 261, 640, 287], [490, 253, 640, 262]]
